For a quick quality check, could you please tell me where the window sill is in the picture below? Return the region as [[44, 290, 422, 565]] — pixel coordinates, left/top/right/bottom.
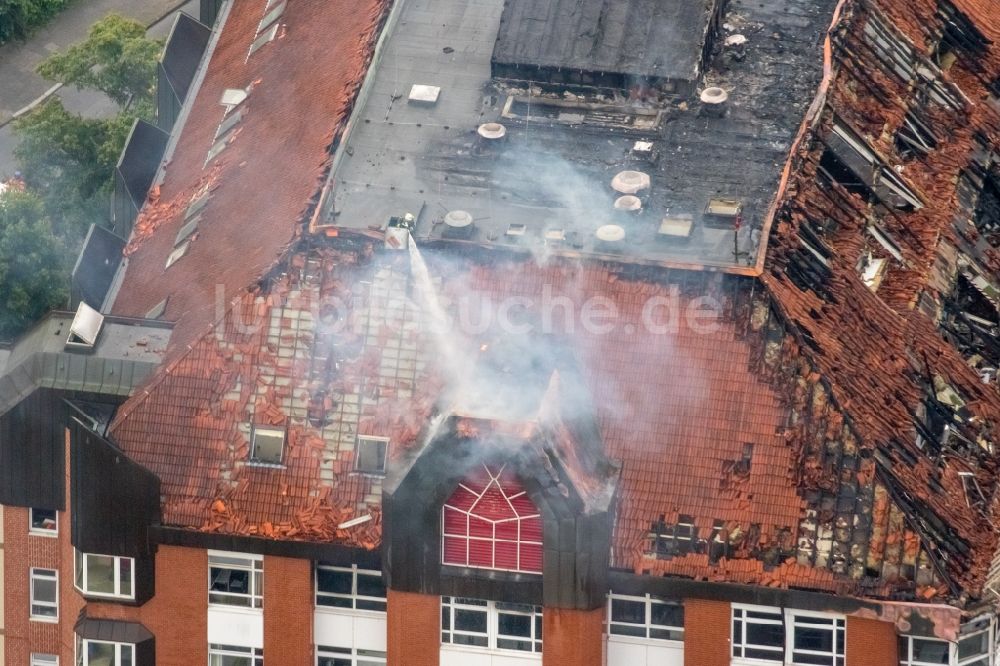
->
[[29, 615, 59, 624], [74, 585, 138, 604], [315, 605, 386, 618], [606, 634, 684, 647], [208, 602, 263, 614], [440, 644, 541, 659], [28, 530, 58, 539]]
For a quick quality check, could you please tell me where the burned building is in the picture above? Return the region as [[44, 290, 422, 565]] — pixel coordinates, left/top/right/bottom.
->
[[2, 0, 1000, 665]]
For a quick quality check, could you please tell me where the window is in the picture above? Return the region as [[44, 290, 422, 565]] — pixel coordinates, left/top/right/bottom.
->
[[441, 597, 542, 653], [30, 568, 58, 620], [30, 508, 57, 535], [317, 646, 386, 666], [76, 637, 134, 666], [732, 605, 784, 662], [31, 654, 58, 666], [648, 515, 696, 558], [209, 644, 263, 666], [957, 615, 992, 666], [316, 565, 386, 611], [248, 23, 278, 56], [74, 551, 134, 600], [899, 635, 951, 665], [209, 553, 263, 608], [249, 426, 285, 466], [732, 606, 846, 666], [442, 463, 543, 574], [788, 612, 845, 666], [607, 593, 683, 641], [354, 436, 387, 474]]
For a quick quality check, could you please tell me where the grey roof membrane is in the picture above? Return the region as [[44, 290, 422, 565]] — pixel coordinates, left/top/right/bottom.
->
[[0, 313, 172, 418], [491, 0, 719, 82], [322, 0, 837, 271]]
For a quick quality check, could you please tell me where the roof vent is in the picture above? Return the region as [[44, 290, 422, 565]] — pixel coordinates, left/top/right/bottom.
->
[[595, 224, 626, 252], [443, 209, 474, 238], [611, 170, 651, 194], [66, 302, 104, 351], [614, 195, 642, 212], [477, 123, 507, 140], [220, 88, 248, 109], [725, 34, 747, 47], [700, 87, 729, 116], [408, 84, 441, 105]]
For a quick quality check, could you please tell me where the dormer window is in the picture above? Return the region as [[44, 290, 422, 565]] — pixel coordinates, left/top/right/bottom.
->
[[442, 464, 542, 574], [249, 425, 285, 465]]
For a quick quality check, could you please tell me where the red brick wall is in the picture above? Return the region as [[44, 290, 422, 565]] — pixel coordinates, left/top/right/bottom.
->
[[542, 606, 604, 665], [263, 555, 313, 666], [684, 598, 731, 666], [846, 616, 897, 666], [387, 589, 439, 666], [3, 506, 62, 664]]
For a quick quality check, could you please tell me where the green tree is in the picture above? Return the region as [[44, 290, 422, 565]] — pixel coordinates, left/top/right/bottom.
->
[[36, 13, 162, 116], [0, 190, 69, 340], [13, 98, 131, 238], [0, 0, 73, 44]]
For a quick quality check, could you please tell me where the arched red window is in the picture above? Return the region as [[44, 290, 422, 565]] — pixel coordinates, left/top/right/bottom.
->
[[442, 464, 543, 573]]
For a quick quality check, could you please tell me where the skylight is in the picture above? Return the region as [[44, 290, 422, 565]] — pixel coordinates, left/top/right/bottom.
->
[[174, 216, 200, 246], [248, 24, 278, 57], [258, 1, 286, 34], [250, 426, 285, 465], [66, 302, 104, 350], [165, 242, 189, 269], [145, 298, 168, 320]]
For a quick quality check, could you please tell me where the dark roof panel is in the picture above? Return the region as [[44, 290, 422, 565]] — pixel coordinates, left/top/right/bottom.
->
[[491, 0, 720, 82]]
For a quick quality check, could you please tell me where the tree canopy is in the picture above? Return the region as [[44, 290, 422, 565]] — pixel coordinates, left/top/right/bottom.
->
[[36, 13, 161, 114], [0, 0, 73, 44], [0, 190, 69, 340]]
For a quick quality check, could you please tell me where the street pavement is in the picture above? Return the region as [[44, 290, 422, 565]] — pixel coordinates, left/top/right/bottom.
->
[[0, 0, 199, 177]]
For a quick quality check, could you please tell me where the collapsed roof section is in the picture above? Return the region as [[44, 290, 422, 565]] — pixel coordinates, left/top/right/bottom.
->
[[761, 0, 1000, 600]]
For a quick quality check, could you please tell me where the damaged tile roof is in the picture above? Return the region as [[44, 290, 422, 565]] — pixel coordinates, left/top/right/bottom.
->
[[108, 0, 391, 354], [106, 0, 1000, 609]]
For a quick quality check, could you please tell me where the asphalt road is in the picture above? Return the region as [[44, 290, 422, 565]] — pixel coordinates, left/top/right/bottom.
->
[[0, 0, 198, 178]]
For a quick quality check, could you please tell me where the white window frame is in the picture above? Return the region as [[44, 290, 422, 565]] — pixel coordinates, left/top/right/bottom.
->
[[316, 645, 386, 665], [30, 568, 58, 622], [354, 436, 388, 475], [785, 609, 845, 666], [899, 635, 954, 666], [606, 593, 683, 642], [732, 604, 785, 663], [315, 564, 386, 612], [74, 549, 135, 600], [209, 552, 263, 608], [209, 644, 263, 666], [957, 616, 993, 666], [29, 508, 58, 536], [31, 654, 59, 666], [440, 596, 542, 654], [76, 636, 135, 666]]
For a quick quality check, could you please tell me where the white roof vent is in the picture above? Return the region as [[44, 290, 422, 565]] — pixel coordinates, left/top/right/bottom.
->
[[595, 225, 626, 243], [477, 123, 507, 140], [66, 302, 104, 351], [444, 210, 473, 228], [408, 84, 441, 104], [614, 195, 642, 211], [700, 87, 729, 116], [220, 88, 248, 109], [611, 170, 651, 194]]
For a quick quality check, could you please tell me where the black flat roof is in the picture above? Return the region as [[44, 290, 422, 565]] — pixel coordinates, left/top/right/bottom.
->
[[492, 0, 720, 83]]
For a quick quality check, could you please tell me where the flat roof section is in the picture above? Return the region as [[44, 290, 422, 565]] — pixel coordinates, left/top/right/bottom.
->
[[320, 0, 836, 272], [492, 0, 720, 85]]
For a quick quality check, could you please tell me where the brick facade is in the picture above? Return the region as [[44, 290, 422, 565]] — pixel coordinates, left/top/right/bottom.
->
[[387, 589, 440, 666], [263, 555, 313, 666], [684, 598, 731, 666], [541, 606, 604, 665], [847, 616, 898, 666]]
